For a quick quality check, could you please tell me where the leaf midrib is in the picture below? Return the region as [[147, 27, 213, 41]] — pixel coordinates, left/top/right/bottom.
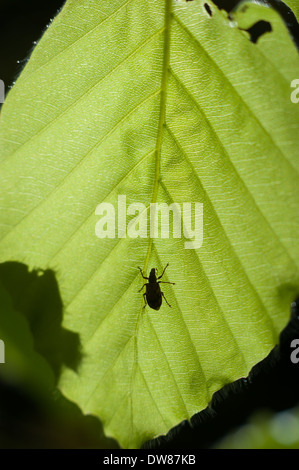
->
[[143, 0, 173, 274]]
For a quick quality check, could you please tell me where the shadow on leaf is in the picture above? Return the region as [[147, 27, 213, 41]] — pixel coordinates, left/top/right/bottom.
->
[[0, 261, 120, 449], [0, 261, 82, 381]]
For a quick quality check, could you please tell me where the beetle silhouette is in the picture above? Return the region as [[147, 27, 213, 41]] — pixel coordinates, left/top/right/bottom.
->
[[137, 263, 175, 310]]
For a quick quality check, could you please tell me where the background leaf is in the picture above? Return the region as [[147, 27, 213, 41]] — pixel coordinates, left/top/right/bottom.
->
[[216, 406, 299, 449], [285, 0, 299, 20], [0, 0, 299, 448]]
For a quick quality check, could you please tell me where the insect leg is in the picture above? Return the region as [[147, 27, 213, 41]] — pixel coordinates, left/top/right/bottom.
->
[[161, 291, 171, 308], [137, 283, 147, 293], [157, 263, 169, 280], [158, 281, 175, 285], [138, 266, 149, 280], [143, 292, 147, 309]]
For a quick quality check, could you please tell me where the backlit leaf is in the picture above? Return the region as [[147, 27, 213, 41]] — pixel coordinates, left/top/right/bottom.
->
[[0, 0, 299, 448]]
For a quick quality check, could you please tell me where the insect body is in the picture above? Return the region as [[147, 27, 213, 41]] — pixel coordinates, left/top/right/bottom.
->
[[137, 263, 175, 310]]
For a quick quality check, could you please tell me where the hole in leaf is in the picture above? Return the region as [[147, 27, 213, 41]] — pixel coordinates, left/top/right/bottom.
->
[[241, 20, 272, 44], [204, 3, 213, 17], [212, 0, 299, 50]]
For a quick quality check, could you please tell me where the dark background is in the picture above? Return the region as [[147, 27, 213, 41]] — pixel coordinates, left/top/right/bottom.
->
[[0, 0, 66, 90]]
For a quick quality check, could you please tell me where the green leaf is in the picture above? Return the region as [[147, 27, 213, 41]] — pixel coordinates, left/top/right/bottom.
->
[[0, 0, 299, 448]]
